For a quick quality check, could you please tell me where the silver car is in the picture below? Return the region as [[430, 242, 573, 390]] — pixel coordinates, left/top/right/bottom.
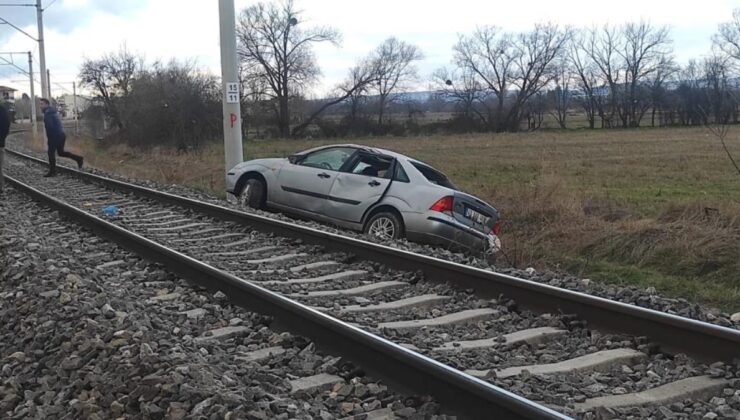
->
[[225, 144, 502, 254]]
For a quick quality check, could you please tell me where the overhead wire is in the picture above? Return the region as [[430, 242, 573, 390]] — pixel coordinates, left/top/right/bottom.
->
[[51, 80, 72, 95], [0, 53, 44, 90]]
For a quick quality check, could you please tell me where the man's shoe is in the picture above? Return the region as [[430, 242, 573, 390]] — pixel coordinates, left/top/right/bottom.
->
[[77, 157, 84, 169], [43, 172, 55, 178]]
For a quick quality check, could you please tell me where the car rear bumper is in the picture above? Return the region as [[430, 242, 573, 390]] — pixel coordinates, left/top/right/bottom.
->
[[405, 212, 501, 255]]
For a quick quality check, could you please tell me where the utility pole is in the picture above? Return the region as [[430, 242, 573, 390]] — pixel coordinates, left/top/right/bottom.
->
[[27, 52, 36, 136], [0, 2, 49, 98], [218, 0, 243, 184], [73, 81, 78, 135], [46, 69, 50, 97], [36, 0, 49, 98]]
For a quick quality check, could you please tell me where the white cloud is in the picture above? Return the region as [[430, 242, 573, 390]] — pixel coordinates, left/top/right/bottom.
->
[[0, 0, 736, 98]]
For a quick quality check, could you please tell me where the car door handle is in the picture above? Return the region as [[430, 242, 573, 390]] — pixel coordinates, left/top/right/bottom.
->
[[368, 180, 381, 187], [317, 172, 331, 179]]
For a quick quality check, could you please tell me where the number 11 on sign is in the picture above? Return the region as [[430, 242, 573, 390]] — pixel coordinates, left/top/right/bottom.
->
[[226, 82, 239, 103]]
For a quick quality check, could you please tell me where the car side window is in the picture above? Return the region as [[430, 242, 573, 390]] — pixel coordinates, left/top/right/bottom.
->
[[393, 163, 410, 183], [299, 147, 355, 171], [410, 162, 457, 190], [348, 154, 393, 178]]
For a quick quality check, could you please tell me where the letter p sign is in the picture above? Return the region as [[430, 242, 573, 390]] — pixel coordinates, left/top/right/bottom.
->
[[229, 113, 237, 128]]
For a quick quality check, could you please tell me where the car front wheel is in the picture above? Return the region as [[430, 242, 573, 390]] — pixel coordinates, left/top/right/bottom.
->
[[239, 178, 265, 210], [365, 212, 403, 240]]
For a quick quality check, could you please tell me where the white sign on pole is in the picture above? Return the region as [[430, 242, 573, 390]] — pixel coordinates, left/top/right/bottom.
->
[[226, 82, 239, 104]]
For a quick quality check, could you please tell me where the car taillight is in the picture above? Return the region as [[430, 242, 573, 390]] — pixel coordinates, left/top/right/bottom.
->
[[430, 196, 454, 213], [492, 220, 501, 235]]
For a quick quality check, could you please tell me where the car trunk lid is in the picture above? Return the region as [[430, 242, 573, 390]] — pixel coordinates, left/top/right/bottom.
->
[[451, 192, 499, 235]]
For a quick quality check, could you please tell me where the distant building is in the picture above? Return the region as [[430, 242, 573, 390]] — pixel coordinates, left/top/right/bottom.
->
[[56, 93, 92, 119], [0, 86, 17, 121], [0, 85, 16, 104]]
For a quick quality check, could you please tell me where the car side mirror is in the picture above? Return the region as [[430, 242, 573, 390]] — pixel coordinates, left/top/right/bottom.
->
[[288, 154, 300, 164]]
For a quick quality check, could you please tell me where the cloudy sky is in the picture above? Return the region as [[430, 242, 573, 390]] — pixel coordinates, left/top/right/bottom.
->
[[0, 0, 736, 98]]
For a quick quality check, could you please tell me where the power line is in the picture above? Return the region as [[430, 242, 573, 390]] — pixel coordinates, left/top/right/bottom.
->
[[51, 80, 72, 95], [0, 0, 49, 97], [0, 54, 42, 86], [0, 16, 39, 41], [42, 0, 55, 10], [0, 54, 29, 75]]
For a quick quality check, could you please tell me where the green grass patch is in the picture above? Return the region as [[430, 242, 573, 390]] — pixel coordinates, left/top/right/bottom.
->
[[556, 256, 739, 312]]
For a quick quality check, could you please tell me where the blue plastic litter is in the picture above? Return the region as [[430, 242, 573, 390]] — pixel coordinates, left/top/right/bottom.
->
[[102, 205, 119, 216]]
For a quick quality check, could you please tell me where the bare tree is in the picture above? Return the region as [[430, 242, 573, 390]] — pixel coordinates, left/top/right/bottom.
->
[[586, 25, 625, 128], [674, 60, 706, 126], [432, 67, 490, 128], [372, 37, 423, 126], [548, 56, 573, 128], [452, 26, 515, 130], [453, 24, 570, 131], [238, 61, 274, 137], [705, 124, 740, 177], [645, 60, 678, 127], [692, 53, 740, 178], [714, 8, 740, 62], [292, 59, 379, 136], [236, 0, 340, 137], [508, 23, 572, 131], [703, 55, 737, 124], [123, 59, 221, 149], [78, 44, 143, 129], [618, 22, 673, 127], [345, 62, 376, 123], [568, 28, 603, 129]]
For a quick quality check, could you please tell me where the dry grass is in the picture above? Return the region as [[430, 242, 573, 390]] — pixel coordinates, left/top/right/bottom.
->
[[21, 125, 740, 311]]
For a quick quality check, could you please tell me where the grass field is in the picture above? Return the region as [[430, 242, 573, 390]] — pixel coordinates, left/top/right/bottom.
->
[[25, 125, 740, 311]]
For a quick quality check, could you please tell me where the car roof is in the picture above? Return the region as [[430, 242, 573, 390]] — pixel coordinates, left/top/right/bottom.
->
[[302, 143, 434, 171]]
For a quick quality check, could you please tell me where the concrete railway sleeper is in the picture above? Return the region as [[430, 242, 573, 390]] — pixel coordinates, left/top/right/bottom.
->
[[4, 148, 740, 419]]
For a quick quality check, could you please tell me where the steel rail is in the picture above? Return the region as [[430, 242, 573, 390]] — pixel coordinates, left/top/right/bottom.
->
[[7, 148, 740, 362], [5, 173, 569, 420]]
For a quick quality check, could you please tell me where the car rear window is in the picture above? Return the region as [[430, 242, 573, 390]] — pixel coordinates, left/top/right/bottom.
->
[[410, 162, 458, 190]]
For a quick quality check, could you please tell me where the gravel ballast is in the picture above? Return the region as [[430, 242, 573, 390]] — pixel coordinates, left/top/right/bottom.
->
[[0, 187, 451, 419]]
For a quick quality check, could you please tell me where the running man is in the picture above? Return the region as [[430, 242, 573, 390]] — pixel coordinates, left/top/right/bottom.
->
[[40, 98, 83, 177]]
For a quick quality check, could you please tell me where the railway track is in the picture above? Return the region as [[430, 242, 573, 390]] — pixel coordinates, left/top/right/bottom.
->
[[4, 147, 740, 419]]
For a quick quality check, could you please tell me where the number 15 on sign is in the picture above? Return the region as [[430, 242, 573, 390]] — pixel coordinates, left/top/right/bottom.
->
[[226, 82, 239, 104]]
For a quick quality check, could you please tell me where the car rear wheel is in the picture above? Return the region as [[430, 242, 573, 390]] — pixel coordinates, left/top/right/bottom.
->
[[239, 178, 265, 210], [365, 212, 403, 240]]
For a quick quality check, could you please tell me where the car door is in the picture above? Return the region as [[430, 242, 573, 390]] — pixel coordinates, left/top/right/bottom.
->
[[275, 146, 357, 214], [324, 152, 394, 223]]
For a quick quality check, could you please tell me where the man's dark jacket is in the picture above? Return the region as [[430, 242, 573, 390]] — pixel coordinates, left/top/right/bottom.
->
[[0, 105, 10, 148], [43, 106, 65, 144]]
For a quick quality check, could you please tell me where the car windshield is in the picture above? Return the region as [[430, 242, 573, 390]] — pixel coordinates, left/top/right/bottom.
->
[[410, 161, 458, 190]]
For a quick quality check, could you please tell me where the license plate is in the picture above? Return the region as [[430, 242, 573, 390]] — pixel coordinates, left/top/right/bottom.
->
[[464, 207, 490, 225]]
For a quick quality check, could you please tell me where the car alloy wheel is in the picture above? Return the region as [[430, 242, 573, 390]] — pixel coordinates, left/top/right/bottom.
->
[[368, 216, 396, 240]]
